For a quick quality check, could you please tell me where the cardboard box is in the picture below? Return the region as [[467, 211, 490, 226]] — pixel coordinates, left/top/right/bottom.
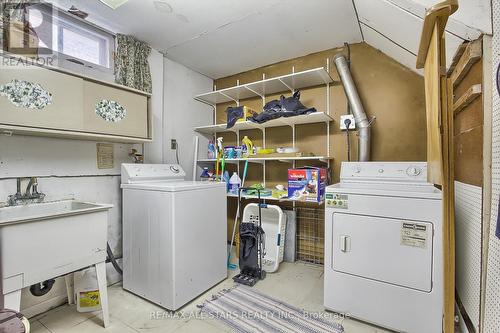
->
[[288, 167, 327, 202]]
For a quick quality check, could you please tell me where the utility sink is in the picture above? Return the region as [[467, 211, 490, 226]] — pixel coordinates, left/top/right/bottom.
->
[[0, 200, 113, 327], [0, 200, 113, 225]]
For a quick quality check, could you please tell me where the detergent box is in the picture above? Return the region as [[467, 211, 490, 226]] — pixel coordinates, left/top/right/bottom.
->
[[287, 167, 327, 202]]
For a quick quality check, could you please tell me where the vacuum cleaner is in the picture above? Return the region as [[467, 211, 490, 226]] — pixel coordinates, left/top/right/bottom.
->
[[232, 187, 267, 286]]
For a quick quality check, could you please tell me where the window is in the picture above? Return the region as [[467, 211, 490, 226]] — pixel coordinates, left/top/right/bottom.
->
[[26, 3, 115, 73]]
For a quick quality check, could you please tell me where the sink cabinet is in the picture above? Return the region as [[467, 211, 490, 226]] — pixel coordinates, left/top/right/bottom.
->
[[0, 57, 151, 143], [0, 200, 113, 327]]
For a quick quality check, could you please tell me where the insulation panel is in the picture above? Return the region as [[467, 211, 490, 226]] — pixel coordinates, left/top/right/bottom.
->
[[455, 181, 482, 331], [484, 2, 500, 331]]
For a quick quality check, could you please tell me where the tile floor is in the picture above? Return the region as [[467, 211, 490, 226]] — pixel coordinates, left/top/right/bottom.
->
[[29, 262, 392, 333]]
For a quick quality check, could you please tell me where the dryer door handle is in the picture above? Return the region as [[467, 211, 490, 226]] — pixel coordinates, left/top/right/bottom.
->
[[340, 235, 351, 252]]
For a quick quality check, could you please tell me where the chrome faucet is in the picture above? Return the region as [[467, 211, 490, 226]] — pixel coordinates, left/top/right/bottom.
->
[[8, 177, 46, 206]]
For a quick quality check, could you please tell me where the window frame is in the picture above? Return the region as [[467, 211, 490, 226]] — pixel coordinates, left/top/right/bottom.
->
[[30, 2, 115, 76]]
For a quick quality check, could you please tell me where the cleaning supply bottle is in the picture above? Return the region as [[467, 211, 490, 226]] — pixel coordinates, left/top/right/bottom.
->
[[229, 172, 242, 195], [200, 167, 211, 181], [74, 268, 101, 313], [223, 171, 230, 192], [207, 141, 216, 159], [241, 136, 253, 157]]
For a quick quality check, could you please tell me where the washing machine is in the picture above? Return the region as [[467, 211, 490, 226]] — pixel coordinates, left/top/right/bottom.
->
[[121, 164, 227, 310], [324, 162, 443, 333]]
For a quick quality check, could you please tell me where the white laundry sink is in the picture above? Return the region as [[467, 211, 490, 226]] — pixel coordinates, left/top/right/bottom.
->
[[0, 200, 112, 326], [0, 200, 112, 225]]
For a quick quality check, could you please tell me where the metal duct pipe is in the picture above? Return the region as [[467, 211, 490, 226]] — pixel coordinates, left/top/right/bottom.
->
[[334, 54, 371, 161]]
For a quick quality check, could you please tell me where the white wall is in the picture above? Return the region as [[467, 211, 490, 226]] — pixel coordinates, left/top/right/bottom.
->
[[0, 49, 164, 316], [163, 57, 213, 180], [144, 49, 165, 163], [0, 47, 210, 318]]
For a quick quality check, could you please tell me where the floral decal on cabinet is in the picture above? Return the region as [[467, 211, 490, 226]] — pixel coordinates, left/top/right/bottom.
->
[[0, 79, 53, 110], [95, 100, 127, 122]]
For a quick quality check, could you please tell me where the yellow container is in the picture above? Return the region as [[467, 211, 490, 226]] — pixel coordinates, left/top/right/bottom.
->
[[236, 106, 257, 123]]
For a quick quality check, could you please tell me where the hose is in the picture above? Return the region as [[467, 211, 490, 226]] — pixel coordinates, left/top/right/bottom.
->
[[107, 242, 123, 275], [30, 279, 55, 297]]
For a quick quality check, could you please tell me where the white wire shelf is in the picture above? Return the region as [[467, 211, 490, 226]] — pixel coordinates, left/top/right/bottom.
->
[[194, 112, 332, 134], [197, 156, 332, 165], [226, 192, 324, 205], [194, 67, 334, 105]]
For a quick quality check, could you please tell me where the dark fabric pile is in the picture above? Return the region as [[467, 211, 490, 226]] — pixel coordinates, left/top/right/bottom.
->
[[225, 91, 316, 128], [249, 91, 316, 124], [226, 106, 244, 129]]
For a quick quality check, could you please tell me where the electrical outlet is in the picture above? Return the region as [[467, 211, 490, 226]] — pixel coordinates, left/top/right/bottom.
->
[[171, 139, 177, 149], [340, 115, 356, 130]]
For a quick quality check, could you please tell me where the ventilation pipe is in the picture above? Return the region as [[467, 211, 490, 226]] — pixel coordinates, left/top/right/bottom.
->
[[333, 54, 371, 161]]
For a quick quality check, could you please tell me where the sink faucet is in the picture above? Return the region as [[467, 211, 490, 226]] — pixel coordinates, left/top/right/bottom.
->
[[8, 177, 46, 206]]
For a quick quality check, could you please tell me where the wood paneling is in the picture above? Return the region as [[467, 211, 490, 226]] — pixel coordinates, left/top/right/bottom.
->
[[451, 39, 482, 87], [453, 41, 483, 186], [418, 2, 458, 328], [453, 84, 482, 114], [424, 26, 444, 185], [455, 126, 483, 186]]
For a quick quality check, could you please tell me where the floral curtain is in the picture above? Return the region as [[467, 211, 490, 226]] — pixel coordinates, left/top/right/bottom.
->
[[115, 34, 152, 94]]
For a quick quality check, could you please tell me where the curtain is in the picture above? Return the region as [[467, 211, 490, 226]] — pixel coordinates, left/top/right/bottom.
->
[[115, 34, 152, 94]]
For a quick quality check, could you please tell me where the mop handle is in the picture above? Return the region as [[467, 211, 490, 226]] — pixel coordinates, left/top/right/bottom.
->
[[229, 160, 249, 253]]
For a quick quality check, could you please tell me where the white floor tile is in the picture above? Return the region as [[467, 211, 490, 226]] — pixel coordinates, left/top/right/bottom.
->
[[29, 320, 52, 333], [26, 262, 392, 333]]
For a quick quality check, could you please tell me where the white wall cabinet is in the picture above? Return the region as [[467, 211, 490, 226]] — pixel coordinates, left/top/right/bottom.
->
[[0, 63, 84, 131], [0, 61, 151, 143], [83, 81, 148, 138]]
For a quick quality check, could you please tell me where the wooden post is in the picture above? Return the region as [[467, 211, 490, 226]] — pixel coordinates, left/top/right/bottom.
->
[[416, 1, 458, 332]]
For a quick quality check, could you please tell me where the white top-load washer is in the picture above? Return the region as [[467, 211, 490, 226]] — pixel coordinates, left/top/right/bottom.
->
[[121, 164, 227, 310], [324, 162, 443, 333]]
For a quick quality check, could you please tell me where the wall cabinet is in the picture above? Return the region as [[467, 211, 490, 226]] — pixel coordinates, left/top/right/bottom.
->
[[83, 81, 148, 138], [0, 63, 84, 131], [0, 59, 151, 143]]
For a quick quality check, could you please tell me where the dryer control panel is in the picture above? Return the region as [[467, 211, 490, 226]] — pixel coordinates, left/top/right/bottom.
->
[[340, 162, 428, 183]]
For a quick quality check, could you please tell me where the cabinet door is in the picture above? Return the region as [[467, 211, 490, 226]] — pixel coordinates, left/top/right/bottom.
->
[[0, 65, 84, 131], [83, 81, 148, 138]]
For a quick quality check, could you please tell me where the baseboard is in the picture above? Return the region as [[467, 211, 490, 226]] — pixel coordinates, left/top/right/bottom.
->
[[22, 295, 68, 318]]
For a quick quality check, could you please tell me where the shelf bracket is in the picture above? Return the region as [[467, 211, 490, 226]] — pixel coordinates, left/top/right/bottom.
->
[[219, 91, 238, 105], [278, 78, 294, 94], [244, 86, 264, 98], [194, 97, 218, 108]]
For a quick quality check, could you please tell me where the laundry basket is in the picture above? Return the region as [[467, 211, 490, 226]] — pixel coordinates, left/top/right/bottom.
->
[[242, 203, 286, 273]]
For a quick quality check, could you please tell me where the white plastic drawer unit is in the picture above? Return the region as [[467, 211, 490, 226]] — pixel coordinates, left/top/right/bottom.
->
[[331, 213, 434, 292]]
